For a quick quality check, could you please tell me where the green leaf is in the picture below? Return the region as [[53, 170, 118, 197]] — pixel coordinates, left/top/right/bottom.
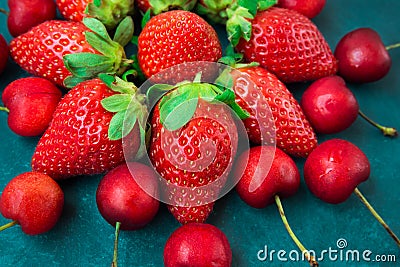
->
[[113, 16, 134, 47], [85, 32, 118, 56], [214, 68, 234, 90], [121, 106, 138, 139], [257, 0, 277, 11], [146, 83, 175, 106], [83, 17, 110, 40], [142, 10, 151, 29], [214, 88, 235, 103], [226, 8, 254, 47], [64, 53, 114, 78], [230, 101, 250, 119], [108, 110, 127, 140], [131, 36, 139, 46], [160, 91, 198, 131], [101, 94, 132, 112], [63, 76, 88, 88], [93, 0, 101, 7], [238, 0, 258, 16]]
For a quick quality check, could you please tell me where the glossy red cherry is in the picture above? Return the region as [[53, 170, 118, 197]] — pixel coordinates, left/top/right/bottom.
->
[[301, 75, 359, 134], [1, 77, 62, 136], [334, 28, 391, 83], [164, 223, 232, 267], [277, 0, 326, 18], [0, 172, 64, 235]]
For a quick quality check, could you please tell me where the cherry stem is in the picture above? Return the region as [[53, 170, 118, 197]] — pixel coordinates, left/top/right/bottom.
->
[[0, 106, 10, 113], [0, 8, 8, 16], [274, 195, 319, 267], [0, 220, 18, 231], [358, 110, 398, 137], [386, 43, 400, 51], [111, 222, 121, 267], [354, 188, 400, 247]]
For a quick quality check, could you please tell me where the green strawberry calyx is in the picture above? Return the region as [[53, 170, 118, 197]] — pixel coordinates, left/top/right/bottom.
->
[[63, 16, 134, 88], [99, 74, 148, 143], [146, 0, 197, 15], [227, 0, 277, 46], [147, 73, 249, 132], [85, 0, 135, 30]]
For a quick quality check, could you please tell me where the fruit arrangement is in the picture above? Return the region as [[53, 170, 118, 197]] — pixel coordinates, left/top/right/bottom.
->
[[1, 0, 400, 266]]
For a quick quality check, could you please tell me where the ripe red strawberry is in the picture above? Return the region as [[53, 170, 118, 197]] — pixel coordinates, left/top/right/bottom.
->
[[231, 66, 317, 157], [31, 75, 148, 179], [136, 0, 197, 14], [148, 81, 239, 224], [138, 10, 222, 81], [55, 0, 134, 30], [9, 17, 134, 88], [236, 7, 338, 83]]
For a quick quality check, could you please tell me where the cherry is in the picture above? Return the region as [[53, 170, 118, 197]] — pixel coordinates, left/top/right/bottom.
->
[[304, 139, 400, 247], [96, 162, 160, 267], [1, 77, 62, 137], [0, 172, 64, 235], [301, 75, 397, 136], [234, 146, 318, 266], [277, 0, 326, 18], [164, 223, 232, 267], [0, 34, 8, 74], [0, 0, 56, 37], [334, 28, 398, 83]]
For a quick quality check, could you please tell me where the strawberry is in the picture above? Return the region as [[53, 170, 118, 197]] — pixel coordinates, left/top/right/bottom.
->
[[31, 75, 148, 179], [230, 65, 317, 157], [235, 7, 338, 83], [9, 17, 134, 88], [55, 0, 134, 30], [147, 78, 242, 224], [136, 0, 197, 14], [138, 10, 222, 81]]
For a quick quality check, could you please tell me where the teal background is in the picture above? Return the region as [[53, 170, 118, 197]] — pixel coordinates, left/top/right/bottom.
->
[[1, 0, 399, 266]]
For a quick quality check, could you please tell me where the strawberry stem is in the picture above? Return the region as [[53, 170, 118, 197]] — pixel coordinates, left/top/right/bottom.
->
[[386, 43, 400, 50], [0, 8, 8, 16], [0, 106, 9, 113], [0, 220, 18, 231], [274, 195, 319, 267], [111, 222, 121, 267], [353, 188, 400, 247], [358, 110, 398, 137]]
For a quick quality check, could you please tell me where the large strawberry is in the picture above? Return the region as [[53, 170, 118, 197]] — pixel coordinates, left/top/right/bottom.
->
[[9, 17, 134, 88], [137, 10, 222, 82], [136, 0, 197, 14], [31, 75, 148, 179], [55, 0, 134, 30], [235, 7, 337, 83], [147, 77, 243, 224], [223, 64, 317, 157]]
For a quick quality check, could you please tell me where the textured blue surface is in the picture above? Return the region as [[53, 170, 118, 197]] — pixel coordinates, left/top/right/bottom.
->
[[1, 1, 400, 266]]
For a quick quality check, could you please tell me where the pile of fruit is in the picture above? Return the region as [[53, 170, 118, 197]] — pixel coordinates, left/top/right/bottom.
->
[[0, 0, 399, 266]]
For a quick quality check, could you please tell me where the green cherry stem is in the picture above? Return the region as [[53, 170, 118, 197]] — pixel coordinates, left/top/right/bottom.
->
[[353, 188, 400, 247], [274, 195, 319, 267], [0, 106, 10, 113], [0, 220, 18, 231], [386, 43, 400, 51], [358, 110, 398, 137], [0, 8, 9, 16], [111, 221, 121, 267]]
